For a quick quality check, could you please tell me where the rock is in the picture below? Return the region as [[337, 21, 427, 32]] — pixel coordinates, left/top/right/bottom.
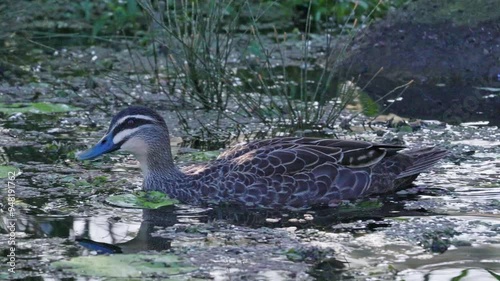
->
[[339, 0, 500, 126]]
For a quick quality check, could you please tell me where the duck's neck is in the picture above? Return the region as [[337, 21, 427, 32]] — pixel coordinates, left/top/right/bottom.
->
[[138, 140, 201, 202], [138, 139, 179, 176], [143, 158, 200, 203]]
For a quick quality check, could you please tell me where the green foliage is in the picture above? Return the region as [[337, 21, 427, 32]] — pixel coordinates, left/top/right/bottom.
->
[[71, 0, 145, 38], [96, 0, 142, 37], [1, 0, 147, 46], [282, 0, 409, 27], [142, 0, 242, 112], [135, 0, 366, 135], [62, 175, 109, 189], [358, 92, 380, 117]]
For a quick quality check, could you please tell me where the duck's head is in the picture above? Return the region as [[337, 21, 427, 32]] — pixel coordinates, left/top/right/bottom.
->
[[77, 106, 174, 172]]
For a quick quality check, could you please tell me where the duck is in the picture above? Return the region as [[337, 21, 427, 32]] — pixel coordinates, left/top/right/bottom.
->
[[77, 106, 448, 210]]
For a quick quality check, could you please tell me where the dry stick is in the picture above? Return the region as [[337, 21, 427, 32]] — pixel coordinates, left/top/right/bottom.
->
[[273, 27, 298, 124], [320, 24, 356, 126], [139, 0, 231, 84], [125, 42, 150, 97], [240, 22, 276, 122], [141, 0, 284, 132], [148, 0, 227, 112], [368, 79, 414, 121], [322, 3, 361, 126], [345, 67, 384, 123], [246, 12, 291, 125]]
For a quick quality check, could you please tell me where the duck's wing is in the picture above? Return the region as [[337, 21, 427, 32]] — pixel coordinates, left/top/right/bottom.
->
[[211, 141, 380, 207], [219, 137, 406, 170], [188, 139, 446, 208], [224, 139, 405, 176], [227, 143, 340, 175]]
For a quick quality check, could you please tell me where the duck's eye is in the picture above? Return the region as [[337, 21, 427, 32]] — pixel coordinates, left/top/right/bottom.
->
[[127, 119, 134, 125]]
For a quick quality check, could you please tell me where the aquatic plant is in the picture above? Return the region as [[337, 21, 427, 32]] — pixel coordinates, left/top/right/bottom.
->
[[133, 0, 377, 137]]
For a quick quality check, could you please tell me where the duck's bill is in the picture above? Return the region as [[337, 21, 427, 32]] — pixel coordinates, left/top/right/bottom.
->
[[77, 134, 119, 160]]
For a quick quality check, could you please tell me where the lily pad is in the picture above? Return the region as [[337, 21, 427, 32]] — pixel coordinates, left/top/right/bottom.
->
[[0, 102, 82, 114], [0, 166, 21, 179], [52, 254, 195, 278], [106, 191, 179, 209]]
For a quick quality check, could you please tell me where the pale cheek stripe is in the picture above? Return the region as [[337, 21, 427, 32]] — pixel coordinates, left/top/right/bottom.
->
[[109, 114, 158, 133], [113, 127, 144, 144]]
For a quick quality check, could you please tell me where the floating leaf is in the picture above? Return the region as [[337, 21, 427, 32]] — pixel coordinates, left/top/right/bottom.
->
[[0, 166, 20, 179], [52, 254, 195, 278], [106, 191, 178, 209], [0, 102, 82, 114]]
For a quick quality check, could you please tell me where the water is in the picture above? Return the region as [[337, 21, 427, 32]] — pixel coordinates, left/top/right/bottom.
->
[[0, 110, 499, 280]]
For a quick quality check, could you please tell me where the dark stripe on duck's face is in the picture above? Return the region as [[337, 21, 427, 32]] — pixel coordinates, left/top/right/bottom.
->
[[110, 115, 158, 144]]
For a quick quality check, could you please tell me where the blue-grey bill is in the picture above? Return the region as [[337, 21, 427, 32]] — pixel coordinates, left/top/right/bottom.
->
[[77, 134, 118, 160]]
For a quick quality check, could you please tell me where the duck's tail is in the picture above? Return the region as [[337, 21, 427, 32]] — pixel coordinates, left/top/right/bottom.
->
[[394, 146, 449, 189]]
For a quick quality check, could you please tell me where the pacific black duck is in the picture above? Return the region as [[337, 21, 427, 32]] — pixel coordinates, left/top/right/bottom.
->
[[78, 106, 448, 210]]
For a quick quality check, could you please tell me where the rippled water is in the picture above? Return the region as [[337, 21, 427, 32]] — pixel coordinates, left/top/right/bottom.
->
[[0, 111, 499, 280]]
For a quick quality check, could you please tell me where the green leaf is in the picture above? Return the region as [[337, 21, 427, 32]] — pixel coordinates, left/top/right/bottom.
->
[[0, 102, 82, 114], [0, 166, 20, 179], [51, 254, 195, 278], [398, 125, 413, 133], [106, 191, 179, 209], [358, 92, 379, 117]]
